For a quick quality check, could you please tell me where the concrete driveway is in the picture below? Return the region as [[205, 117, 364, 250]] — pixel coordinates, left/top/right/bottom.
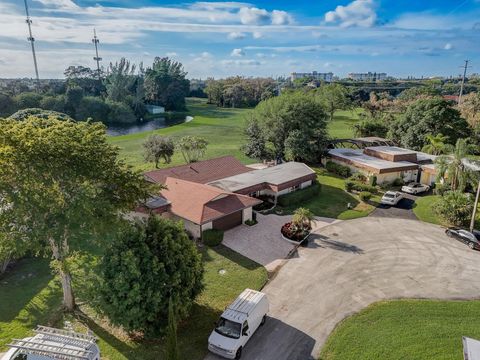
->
[[222, 214, 340, 272], [206, 217, 480, 360]]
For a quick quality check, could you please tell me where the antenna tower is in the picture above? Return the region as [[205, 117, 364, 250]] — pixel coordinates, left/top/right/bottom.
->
[[24, 0, 40, 88], [92, 28, 102, 80]]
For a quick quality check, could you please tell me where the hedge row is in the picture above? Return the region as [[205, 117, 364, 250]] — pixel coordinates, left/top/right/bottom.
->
[[325, 161, 351, 178], [277, 183, 321, 207], [202, 229, 224, 247], [345, 180, 377, 193]]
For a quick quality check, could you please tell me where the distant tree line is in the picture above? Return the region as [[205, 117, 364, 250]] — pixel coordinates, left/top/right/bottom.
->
[[0, 57, 189, 124], [205, 76, 277, 108]]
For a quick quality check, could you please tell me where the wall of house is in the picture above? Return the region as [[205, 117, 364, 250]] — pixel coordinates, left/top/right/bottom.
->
[[301, 180, 312, 189], [420, 172, 436, 186], [168, 213, 202, 238], [201, 222, 213, 232], [242, 207, 253, 222]]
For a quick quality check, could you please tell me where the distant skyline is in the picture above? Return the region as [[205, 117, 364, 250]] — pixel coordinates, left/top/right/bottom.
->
[[0, 0, 479, 79]]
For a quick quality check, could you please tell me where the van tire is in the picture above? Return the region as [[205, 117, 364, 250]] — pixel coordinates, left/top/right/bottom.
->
[[235, 347, 242, 359], [260, 315, 266, 326]]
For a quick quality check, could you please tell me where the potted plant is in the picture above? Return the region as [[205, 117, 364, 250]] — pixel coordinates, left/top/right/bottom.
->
[[281, 208, 314, 244]]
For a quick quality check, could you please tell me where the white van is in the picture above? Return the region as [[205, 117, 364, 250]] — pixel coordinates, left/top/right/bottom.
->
[[208, 289, 269, 359]]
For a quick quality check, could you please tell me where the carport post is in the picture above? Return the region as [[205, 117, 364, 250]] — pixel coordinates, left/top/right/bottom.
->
[[470, 180, 480, 232]]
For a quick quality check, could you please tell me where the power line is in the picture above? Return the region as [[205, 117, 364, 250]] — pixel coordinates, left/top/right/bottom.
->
[[92, 28, 102, 80], [458, 60, 471, 104], [24, 0, 40, 89]]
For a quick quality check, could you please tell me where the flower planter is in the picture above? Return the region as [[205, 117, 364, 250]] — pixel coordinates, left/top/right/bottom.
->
[[280, 222, 311, 244]]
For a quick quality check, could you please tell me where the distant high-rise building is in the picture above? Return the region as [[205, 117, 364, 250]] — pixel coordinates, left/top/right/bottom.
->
[[348, 72, 387, 81], [290, 71, 334, 82]]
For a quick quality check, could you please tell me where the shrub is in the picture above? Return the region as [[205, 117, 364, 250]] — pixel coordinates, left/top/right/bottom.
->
[[277, 183, 321, 207], [326, 161, 351, 178], [369, 175, 377, 187], [434, 191, 474, 227], [434, 182, 451, 196], [349, 173, 367, 183], [359, 191, 372, 202], [202, 229, 224, 247], [345, 180, 376, 193], [245, 219, 257, 226], [99, 216, 204, 335], [392, 178, 404, 187]]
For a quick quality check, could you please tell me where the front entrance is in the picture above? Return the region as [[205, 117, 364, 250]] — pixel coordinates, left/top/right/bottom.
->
[[212, 210, 243, 230]]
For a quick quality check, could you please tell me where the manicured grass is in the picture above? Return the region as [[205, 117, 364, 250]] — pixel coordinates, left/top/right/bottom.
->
[[110, 98, 362, 171], [0, 245, 267, 360], [274, 169, 376, 220], [413, 195, 442, 225], [319, 299, 480, 360]]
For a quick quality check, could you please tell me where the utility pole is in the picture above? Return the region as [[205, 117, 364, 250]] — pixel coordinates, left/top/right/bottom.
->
[[24, 0, 40, 89], [458, 60, 470, 104], [470, 180, 480, 232], [92, 28, 102, 80]]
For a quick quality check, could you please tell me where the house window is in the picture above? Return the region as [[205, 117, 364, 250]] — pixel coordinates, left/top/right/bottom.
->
[[290, 184, 300, 192]]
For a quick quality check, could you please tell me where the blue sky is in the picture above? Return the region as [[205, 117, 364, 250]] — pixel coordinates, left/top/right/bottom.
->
[[0, 0, 479, 79]]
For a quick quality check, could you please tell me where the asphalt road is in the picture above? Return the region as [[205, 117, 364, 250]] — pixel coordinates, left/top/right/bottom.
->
[[205, 217, 480, 360]]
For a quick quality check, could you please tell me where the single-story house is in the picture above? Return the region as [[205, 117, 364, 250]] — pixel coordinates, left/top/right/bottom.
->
[[140, 156, 317, 237], [328, 146, 438, 185], [208, 162, 316, 198], [156, 177, 261, 238]]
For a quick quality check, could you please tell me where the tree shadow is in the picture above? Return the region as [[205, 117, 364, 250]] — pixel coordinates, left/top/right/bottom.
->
[[202, 244, 264, 272], [309, 234, 364, 254], [0, 258, 61, 323]]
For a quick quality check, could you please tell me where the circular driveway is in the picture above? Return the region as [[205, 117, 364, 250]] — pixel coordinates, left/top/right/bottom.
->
[[207, 217, 480, 360]]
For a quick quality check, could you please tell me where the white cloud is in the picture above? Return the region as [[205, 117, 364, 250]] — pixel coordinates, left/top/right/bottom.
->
[[271, 10, 293, 25], [239, 7, 270, 25], [222, 59, 262, 66], [252, 31, 263, 39], [230, 48, 245, 57], [228, 31, 246, 40], [325, 0, 377, 28], [444, 43, 453, 50], [193, 51, 213, 62], [33, 0, 79, 10], [166, 52, 178, 57]]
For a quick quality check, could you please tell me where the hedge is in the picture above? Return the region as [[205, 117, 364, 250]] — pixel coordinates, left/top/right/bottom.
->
[[325, 161, 351, 178], [202, 229, 224, 247], [277, 183, 321, 207], [359, 191, 372, 202], [345, 180, 376, 193]]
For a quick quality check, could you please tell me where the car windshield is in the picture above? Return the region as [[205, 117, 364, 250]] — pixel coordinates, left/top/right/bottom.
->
[[384, 193, 395, 198], [215, 317, 241, 339]]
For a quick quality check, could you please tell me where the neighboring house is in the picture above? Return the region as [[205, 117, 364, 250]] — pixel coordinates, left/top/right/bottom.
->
[[328, 146, 437, 185], [140, 156, 316, 237]]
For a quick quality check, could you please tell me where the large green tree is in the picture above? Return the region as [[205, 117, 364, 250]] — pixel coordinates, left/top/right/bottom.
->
[[144, 57, 190, 111], [388, 98, 471, 150], [143, 134, 175, 167], [0, 116, 150, 310], [315, 83, 350, 121], [104, 58, 137, 103], [244, 91, 328, 162], [98, 216, 204, 335], [177, 136, 208, 163]]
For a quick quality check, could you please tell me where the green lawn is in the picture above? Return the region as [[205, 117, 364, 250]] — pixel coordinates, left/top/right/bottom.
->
[[110, 98, 361, 171], [0, 245, 267, 360], [273, 169, 377, 220], [319, 299, 480, 360], [413, 195, 442, 225]]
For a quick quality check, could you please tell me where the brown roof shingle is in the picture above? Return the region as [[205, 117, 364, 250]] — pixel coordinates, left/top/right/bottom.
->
[[161, 177, 261, 224], [144, 156, 251, 184]]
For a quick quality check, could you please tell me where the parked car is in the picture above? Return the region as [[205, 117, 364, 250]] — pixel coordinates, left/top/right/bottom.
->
[[208, 289, 269, 359], [401, 182, 430, 194], [380, 191, 404, 206], [445, 228, 480, 250]]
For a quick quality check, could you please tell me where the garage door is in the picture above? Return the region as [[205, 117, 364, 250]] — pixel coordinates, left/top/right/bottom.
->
[[212, 211, 243, 231]]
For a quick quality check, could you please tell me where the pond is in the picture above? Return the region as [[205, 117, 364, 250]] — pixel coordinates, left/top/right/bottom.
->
[[106, 115, 193, 136]]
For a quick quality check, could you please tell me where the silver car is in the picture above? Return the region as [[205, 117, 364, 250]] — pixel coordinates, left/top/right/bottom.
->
[[380, 191, 404, 206], [401, 182, 430, 194]]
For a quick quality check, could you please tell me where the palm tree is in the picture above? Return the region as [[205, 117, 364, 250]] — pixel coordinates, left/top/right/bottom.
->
[[292, 207, 315, 230], [435, 138, 471, 192], [422, 133, 454, 155]]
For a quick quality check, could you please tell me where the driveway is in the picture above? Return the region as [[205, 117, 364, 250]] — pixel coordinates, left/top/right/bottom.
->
[[222, 214, 340, 272], [369, 192, 418, 220], [206, 217, 480, 360]]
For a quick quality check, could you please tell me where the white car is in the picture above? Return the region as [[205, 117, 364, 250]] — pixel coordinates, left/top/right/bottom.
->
[[381, 191, 404, 206], [208, 289, 269, 359], [401, 182, 430, 194]]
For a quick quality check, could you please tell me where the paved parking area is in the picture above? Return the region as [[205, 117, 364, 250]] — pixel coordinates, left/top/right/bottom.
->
[[207, 217, 480, 360], [370, 193, 418, 220], [222, 214, 340, 272]]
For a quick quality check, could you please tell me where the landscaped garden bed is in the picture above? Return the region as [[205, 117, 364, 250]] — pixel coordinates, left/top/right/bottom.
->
[[280, 208, 314, 244]]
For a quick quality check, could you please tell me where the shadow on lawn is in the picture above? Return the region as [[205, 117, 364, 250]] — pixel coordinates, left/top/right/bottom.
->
[[202, 244, 264, 272], [0, 258, 61, 323]]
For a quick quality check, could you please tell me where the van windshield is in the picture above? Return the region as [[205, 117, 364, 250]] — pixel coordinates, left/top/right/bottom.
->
[[214, 317, 241, 339]]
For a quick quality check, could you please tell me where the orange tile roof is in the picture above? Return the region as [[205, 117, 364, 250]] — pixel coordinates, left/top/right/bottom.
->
[[161, 177, 261, 224], [144, 156, 251, 184]]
